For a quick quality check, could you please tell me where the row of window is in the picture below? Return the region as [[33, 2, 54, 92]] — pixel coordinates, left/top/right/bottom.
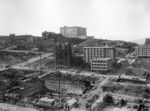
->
[[91, 61, 107, 63], [92, 64, 106, 66], [91, 67, 108, 70], [138, 55, 150, 56], [84, 56, 104, 58]]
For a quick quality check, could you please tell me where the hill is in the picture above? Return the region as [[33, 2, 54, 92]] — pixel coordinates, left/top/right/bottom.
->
[[131, 39, 145, 45]]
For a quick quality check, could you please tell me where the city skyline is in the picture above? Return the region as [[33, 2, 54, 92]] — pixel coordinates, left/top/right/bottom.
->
[[0, 0, 150, 41]]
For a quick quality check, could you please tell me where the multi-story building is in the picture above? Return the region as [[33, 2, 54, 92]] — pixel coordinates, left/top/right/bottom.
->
[[42, 31, 66, 43], [91, 58, 113, 72], [55, 42, 72, 68], [42, 31, 61, 39], [60, 26, 87, 39], [86, 36, 94, 40], [42, 31, 54, 39], [136, 45, 150, 58], [83, 46, 116, 63], [145, 38, 150, 45]]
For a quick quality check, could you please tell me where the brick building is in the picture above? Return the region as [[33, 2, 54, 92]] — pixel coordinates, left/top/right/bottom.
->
[[55, 42, 72, 68], [60, 26, 87, 39], [83, 46, 116, 63]]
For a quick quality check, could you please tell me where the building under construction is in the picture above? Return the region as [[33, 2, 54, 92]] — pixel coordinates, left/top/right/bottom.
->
[[55, 42, 72, 69]]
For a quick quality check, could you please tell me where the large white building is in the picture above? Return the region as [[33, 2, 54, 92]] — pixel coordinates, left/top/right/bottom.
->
[[60, 26, 87, 39], [136, 45, 150, 58], [91, 58, 113, 72], [83, 46, 116, 63]]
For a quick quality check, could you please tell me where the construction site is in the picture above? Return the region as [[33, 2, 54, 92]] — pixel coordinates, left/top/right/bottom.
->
[[0, 42, 100, 111], [0, 34, 149, 111]]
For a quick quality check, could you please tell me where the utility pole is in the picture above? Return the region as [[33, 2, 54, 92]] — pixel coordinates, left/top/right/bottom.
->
[[58, 71, 61, 103], [40, 53, 42, 75]]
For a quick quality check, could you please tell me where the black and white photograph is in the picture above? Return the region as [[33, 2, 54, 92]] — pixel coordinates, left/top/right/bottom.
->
[[0, 0, 150, 111]]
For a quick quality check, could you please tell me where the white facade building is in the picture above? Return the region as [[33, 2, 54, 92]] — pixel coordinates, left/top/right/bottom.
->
[[91, 58, 113, 72], [136, 45, 150, 58], [60, 26, 87, 39], [83, 46, 115, 63]]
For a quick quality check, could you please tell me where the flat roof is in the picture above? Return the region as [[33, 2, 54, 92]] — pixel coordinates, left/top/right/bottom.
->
[[84, 46, 113, 48], [60, 26, 86, 29], [39, 97, 55, 103], [67, 98, 76, 106], [138, 44, 150, 46], [92, 58, 112, 60]]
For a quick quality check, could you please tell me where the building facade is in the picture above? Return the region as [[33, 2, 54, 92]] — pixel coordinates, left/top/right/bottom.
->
[[83, 46, 116, 63], [86, 36, 94, 40], [136, 45, 150, 58], [55, 42, 72, 68], [42, 31, 58, 39], [91, 58, 113, 72], [145, 38, 150, 45], [60, 26, 87, 39], [42, 31, 67, 43]]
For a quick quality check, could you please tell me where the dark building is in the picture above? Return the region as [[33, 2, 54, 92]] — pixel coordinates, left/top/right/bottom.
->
[[42, 31, 67, 43], [55, 42, 72, 68], [145, 38, 150, 45], [42, 31, 57, 39]]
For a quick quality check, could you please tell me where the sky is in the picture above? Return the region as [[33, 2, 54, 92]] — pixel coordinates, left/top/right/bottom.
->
[[0, 0, 150, 41]]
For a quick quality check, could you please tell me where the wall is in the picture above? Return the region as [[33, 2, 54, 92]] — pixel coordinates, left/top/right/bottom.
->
[[60, 26, 87, 38]]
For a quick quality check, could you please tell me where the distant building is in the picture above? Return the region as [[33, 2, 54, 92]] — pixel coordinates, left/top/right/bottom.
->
[[60, 26, 87, 39], [145, 38, 150, 45], [87, 36, 94, 40], [91, 58, 113, 72], [9, 34, 15, 37], [136, 45, 150, 58], [55, 42, 72, 68], [9, 34, 34, 45], [42, 31, 66, 43], [136, 38, 150, 58], [83, 46, 116, 63], [42, 31, 57, 39]]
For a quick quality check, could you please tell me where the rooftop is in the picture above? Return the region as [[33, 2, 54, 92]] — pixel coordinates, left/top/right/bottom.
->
[[39, 97, 55, 103], [92, 58, 112, 60], [67, 98, 77, 106], [84, 46, 113, 48], [60, 26, 86, 29]]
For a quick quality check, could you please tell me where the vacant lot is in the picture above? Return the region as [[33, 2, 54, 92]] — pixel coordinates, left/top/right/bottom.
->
[[0, 51, 40, 67], [132, 58, 150, 70], [102, 81, 150, 99]]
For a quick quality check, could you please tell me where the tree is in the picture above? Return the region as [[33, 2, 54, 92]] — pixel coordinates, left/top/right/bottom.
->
[[143, 71, 148, 77], [74, 102, 79, 108], [125, 68, 132, 75], [113, 62, 122, 69], [132, 63, 139, 68]]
